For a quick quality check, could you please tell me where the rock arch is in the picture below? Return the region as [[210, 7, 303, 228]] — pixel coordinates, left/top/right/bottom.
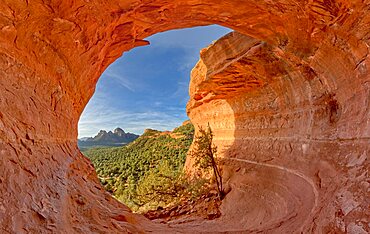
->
[[0, 0, 368, 232]]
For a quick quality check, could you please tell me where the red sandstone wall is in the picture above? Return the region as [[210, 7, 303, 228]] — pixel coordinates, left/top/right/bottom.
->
[[0, 0, 368, 232], [187, 31, 369, 233]]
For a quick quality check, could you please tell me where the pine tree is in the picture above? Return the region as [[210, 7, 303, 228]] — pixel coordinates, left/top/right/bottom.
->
[[190, 124, 223, 198]]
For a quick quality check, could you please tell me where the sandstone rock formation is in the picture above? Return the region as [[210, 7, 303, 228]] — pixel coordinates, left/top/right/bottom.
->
[[187, 31, 369, 233], [0, 0, 369, 233]]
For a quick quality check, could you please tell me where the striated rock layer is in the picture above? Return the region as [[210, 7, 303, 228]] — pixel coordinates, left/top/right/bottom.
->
[[0, 0, 369, 233], [187, 31, 369, 233]]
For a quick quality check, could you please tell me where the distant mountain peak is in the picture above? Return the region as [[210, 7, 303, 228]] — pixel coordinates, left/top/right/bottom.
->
[[114, 127, 125, 136], [78, 128, 139, 149]]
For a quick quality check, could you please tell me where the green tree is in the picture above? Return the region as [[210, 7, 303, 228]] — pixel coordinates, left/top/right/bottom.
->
[[190, 124, 223, 198], [83, 122, 196, 212], [136, 160, 183, 210]]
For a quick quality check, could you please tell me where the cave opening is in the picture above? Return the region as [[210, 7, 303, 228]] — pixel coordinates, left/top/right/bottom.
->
[[0, 0, 368, 232], [77, 25, 232, 213]]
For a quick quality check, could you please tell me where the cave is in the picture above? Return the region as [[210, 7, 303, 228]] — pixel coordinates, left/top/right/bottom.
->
[[0, 0, 369, 233]]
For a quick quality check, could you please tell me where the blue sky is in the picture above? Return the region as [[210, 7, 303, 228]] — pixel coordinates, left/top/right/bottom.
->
[[78, 25, 231, 137]]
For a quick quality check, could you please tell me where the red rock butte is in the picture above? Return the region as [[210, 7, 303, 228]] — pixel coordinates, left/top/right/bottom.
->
[[0, 0, 369, 233]]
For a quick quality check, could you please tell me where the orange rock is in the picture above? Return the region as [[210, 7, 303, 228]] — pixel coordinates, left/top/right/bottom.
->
[[0, 0, 368, 233]]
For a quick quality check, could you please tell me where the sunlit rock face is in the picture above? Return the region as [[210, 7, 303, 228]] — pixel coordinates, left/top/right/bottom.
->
[[187, 31, 369, 232], [0, 0, 368, 233]]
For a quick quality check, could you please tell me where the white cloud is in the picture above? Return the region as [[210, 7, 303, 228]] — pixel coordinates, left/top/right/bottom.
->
[[78, 93, 187, 137], [77, 25, 230, 138], [103, 70, 136, 92]]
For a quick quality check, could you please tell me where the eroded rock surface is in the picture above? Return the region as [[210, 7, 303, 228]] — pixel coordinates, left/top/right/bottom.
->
[[0, 0, 369, 233], [187, 31, 369, 233]]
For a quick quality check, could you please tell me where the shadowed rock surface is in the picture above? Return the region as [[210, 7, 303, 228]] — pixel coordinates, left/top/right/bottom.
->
[[187, 31, 369, 233], [0, 0, 368, 233]]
